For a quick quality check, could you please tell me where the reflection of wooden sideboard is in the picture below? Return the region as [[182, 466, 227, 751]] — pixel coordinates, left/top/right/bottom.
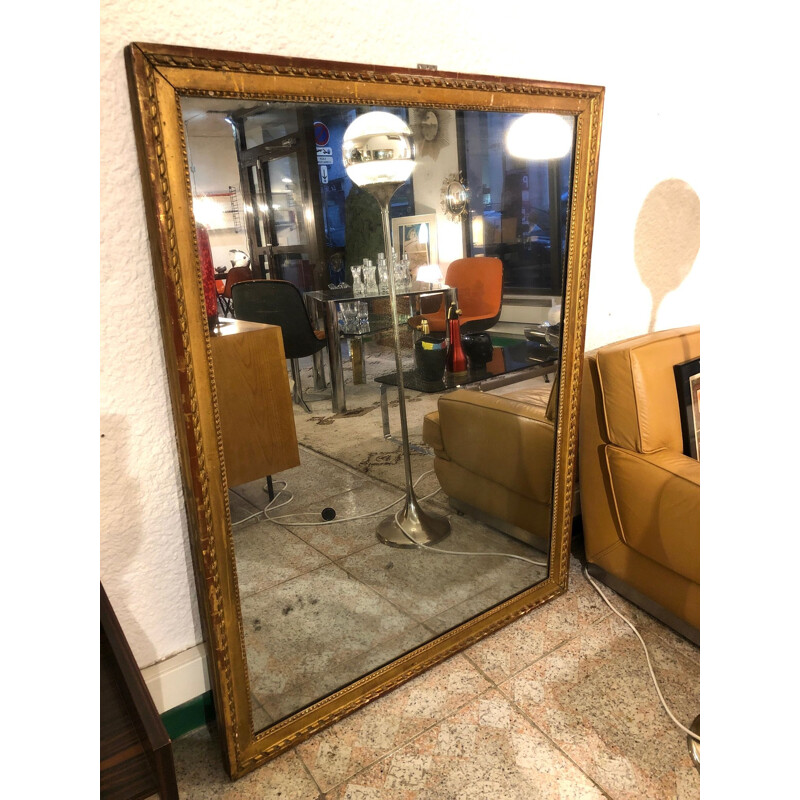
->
[[210, 320, 300, 488]]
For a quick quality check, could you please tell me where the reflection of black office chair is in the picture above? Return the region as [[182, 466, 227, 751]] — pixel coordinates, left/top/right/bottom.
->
[[232, 280, 327, 412]]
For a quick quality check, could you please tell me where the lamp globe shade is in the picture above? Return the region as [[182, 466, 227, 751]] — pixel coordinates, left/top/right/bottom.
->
[[342, 111, 416, 187]]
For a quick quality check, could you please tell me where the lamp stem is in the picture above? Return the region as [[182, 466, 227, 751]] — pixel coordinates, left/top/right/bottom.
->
[[379, 200, 415, 494], [369, 192, 450, 548]]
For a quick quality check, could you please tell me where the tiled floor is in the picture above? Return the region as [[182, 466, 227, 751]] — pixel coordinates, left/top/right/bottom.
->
[[174, 514, 700, 798], [173, 350, 699, 797]]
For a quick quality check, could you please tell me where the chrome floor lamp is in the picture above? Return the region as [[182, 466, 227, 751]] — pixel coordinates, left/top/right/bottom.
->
[[342, 111, 450, 548]]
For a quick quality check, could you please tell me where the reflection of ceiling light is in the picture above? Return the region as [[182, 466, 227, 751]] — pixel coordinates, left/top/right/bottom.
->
[[506, 114, 574, 160], [281, 177, 293, 184], [192, 196, 225, 228], [418, 223, 428, 245]]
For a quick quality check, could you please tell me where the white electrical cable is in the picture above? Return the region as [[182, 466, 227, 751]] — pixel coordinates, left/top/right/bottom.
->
[[231, 480, 293, 527], [582, 566, 700, 743], [393, 509, 548, 567], [237, 470, 439, 527]]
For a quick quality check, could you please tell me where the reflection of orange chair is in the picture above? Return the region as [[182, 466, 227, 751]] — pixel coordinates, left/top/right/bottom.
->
[[408, 257, 503, 334], [219, 266, 253, 317]]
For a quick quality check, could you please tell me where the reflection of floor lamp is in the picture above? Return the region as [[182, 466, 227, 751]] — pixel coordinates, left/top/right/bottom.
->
[[343, 111, 450, 548]]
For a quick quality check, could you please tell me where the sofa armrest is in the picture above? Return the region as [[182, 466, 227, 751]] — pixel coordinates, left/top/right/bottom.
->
[[434, 389, 555, 505], [605, 445, 700, 583]]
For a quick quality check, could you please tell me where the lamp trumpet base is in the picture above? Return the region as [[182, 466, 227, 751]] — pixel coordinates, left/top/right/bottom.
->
[[377, 492, 450, 548]]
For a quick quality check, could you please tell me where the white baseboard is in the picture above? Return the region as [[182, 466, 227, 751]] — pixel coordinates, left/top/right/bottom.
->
[[140, 643, 211, 714]]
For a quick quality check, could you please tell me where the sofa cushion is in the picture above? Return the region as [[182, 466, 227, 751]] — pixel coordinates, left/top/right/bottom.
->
[[595, 325, 699, 453], [434, 389, 554, 505], [605, 445, 700, 583]]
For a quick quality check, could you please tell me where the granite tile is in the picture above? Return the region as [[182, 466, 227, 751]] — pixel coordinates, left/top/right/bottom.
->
[[283, 621, 435, 720], [231, 520, 329, 600], [325, 688, 605, 799], [228, 489, 261, 525], [231, 446, 370, 511], [240, 562, 420, 722], [501, 614, 700, 800], [463, 557, 611, 683], [338, 514, 547, 625], [285, 481, 408, 560], [296, 653, 491, 792], [172, 724, 321, 799]]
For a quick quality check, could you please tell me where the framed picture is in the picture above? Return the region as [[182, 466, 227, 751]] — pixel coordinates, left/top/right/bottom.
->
[[674, 358, 700, 460], [392, 214, 438, 274]]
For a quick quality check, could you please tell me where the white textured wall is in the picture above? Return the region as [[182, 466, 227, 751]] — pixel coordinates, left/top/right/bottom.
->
[[100, 0, 709, 668]]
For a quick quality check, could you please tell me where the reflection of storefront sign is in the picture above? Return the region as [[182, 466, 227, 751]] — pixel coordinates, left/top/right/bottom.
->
[[314, 122, 330, 147], [319, 165, 328, 184]]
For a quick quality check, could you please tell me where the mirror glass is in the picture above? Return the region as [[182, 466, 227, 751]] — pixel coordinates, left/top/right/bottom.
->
[[182, 96, 573, 730]]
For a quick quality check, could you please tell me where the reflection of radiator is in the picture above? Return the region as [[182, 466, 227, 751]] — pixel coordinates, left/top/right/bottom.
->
[[494, 295, 558, 333]]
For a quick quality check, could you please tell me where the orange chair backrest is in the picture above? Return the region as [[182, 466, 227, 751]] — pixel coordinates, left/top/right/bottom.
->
[[222, 266, 254, 298], [444, 257, 503, 317]]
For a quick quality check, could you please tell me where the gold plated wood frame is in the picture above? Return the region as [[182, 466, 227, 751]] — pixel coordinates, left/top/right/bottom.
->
[[125, 42, 604, 779]]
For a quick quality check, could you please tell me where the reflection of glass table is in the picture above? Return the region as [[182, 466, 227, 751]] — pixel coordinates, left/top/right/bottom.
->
[[375, 340, 559, 444], [304, 286, 453, 413]]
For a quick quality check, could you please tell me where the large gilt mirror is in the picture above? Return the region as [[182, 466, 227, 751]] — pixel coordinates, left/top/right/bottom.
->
[[126, 42, 603, 779]]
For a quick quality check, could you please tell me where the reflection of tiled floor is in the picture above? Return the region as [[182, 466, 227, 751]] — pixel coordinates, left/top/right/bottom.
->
[[229, 446, 548, 724]]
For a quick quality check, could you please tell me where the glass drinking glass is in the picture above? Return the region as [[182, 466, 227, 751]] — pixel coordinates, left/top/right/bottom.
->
[[358, 300, 370, 333]]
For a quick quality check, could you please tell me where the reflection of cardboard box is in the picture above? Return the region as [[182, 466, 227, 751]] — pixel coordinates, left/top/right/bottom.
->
[[483, 216, 501, 245], [502, 217, 518, 242]]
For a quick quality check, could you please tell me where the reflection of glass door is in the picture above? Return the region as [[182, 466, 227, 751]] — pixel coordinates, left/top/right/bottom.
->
[[236, 110, 325, 291], [262, 152, 315, 290]]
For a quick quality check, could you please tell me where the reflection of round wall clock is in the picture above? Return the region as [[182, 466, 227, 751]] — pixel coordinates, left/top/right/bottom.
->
[[441, 173, 469, 221]]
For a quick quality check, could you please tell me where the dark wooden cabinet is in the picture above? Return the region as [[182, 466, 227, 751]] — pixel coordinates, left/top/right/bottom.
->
[[100, 584, 179, 800]]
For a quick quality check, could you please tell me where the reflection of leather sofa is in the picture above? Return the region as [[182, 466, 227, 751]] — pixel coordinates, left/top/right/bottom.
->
[[579, 325, 700, 643], [422, 382, 557, 550]]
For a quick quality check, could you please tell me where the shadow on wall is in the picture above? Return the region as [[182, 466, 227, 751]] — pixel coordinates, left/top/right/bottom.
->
[[100, 413, 155, 666], [634, 179, 700, 332]]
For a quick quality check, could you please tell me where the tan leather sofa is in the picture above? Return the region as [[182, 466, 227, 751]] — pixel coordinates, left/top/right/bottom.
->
[[422, 382, 557, 551], [579, 325, 700, 643]]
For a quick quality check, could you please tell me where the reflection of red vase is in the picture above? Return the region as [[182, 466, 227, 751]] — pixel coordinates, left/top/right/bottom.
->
[[196, 225, 219, 330], [445, 303, 467, 376]]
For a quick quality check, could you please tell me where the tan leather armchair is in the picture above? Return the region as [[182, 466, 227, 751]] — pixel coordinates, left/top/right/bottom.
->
[[579, 325, 700, 643], [422, 383, 557, 550]]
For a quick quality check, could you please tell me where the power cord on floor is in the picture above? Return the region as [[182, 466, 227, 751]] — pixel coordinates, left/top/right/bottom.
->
[[231, 480, 293, 527], [394, 509, 548, 568], [233, 471, 439, 528], [582, 566, 700, 743], [232, 472, 548, 569]]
